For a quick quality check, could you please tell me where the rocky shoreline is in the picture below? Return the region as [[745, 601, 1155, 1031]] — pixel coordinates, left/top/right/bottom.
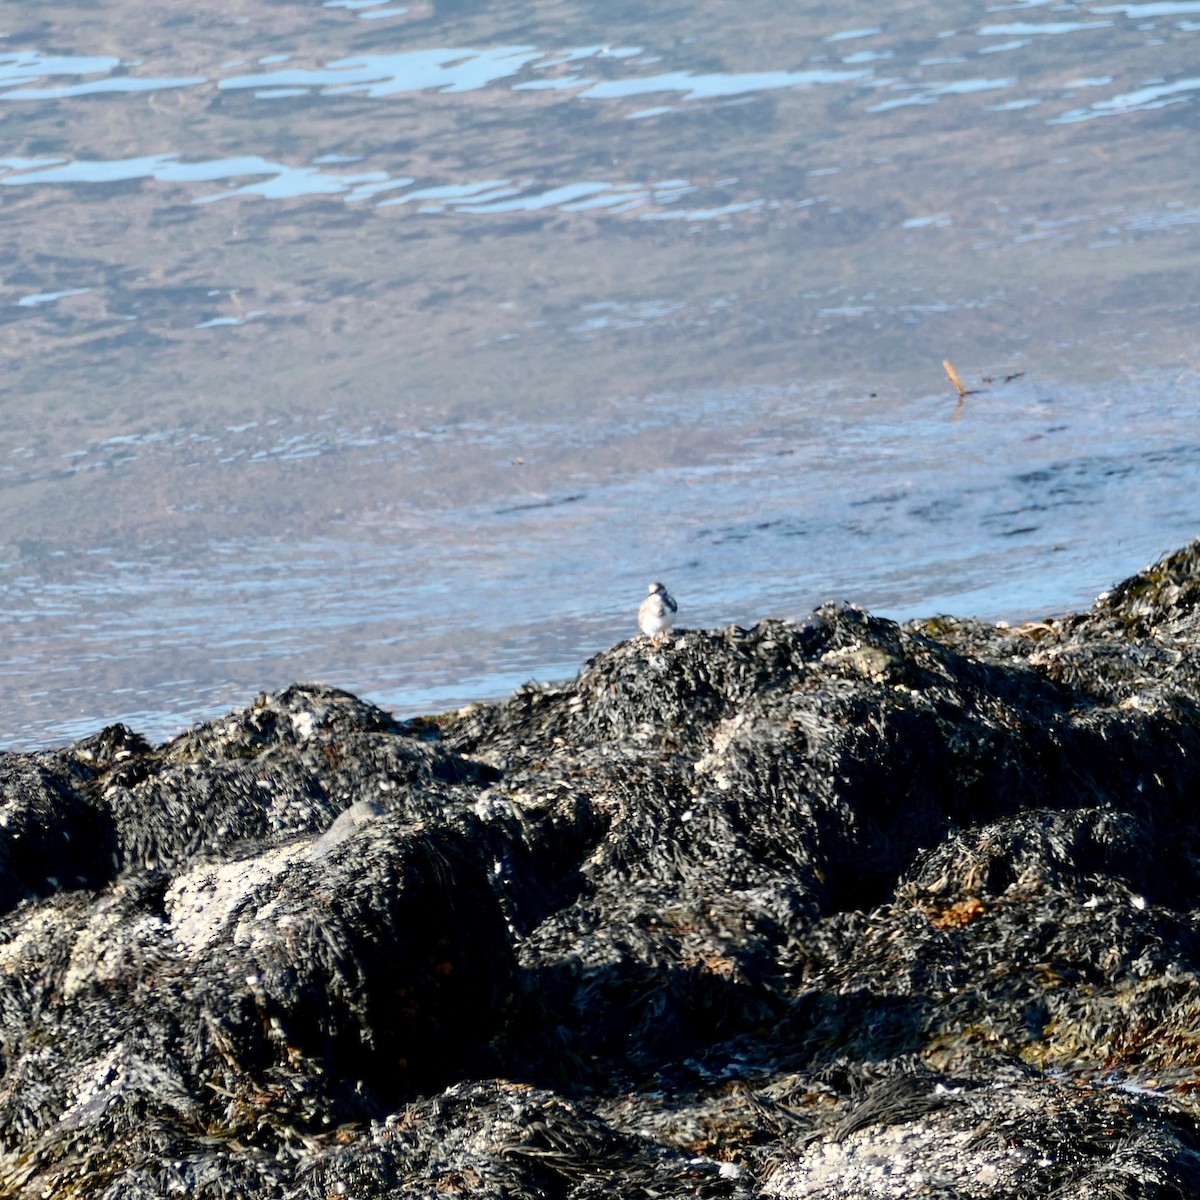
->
[[6, 542, 1200, 1196]]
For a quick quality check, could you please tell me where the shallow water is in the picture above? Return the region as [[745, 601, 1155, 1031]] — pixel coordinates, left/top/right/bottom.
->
[[2, 0, 1199, 746]]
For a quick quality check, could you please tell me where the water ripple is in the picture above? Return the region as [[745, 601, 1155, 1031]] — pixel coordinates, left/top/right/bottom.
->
[[0, 152, 760, 222], [575, 66, 872, 102], [978, 20, 1113, 33], [0, 50, 204, 99], [1052, 75, 1200, 121], [6, 23, 1200, 145], [217, 46, 544, 96], [1091, 1, 1200, 14], [869, 76, 1015, 112]]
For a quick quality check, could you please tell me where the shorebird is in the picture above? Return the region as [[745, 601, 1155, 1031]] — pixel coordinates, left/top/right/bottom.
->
[[638, 581, 677, 643]]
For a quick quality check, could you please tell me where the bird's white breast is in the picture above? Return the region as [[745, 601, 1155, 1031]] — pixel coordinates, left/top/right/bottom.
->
[[639, 594, 676, 637]]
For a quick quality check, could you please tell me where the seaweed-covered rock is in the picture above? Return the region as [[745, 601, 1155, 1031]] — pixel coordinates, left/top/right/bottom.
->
[[9, 543, 1200, 1195]]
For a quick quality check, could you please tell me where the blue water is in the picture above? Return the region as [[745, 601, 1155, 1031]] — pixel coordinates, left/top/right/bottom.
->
[[1, 0, 1199, 746]]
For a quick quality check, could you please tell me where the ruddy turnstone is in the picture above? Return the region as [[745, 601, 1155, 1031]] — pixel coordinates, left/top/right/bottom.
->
[[638, 581, 678, 642]]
